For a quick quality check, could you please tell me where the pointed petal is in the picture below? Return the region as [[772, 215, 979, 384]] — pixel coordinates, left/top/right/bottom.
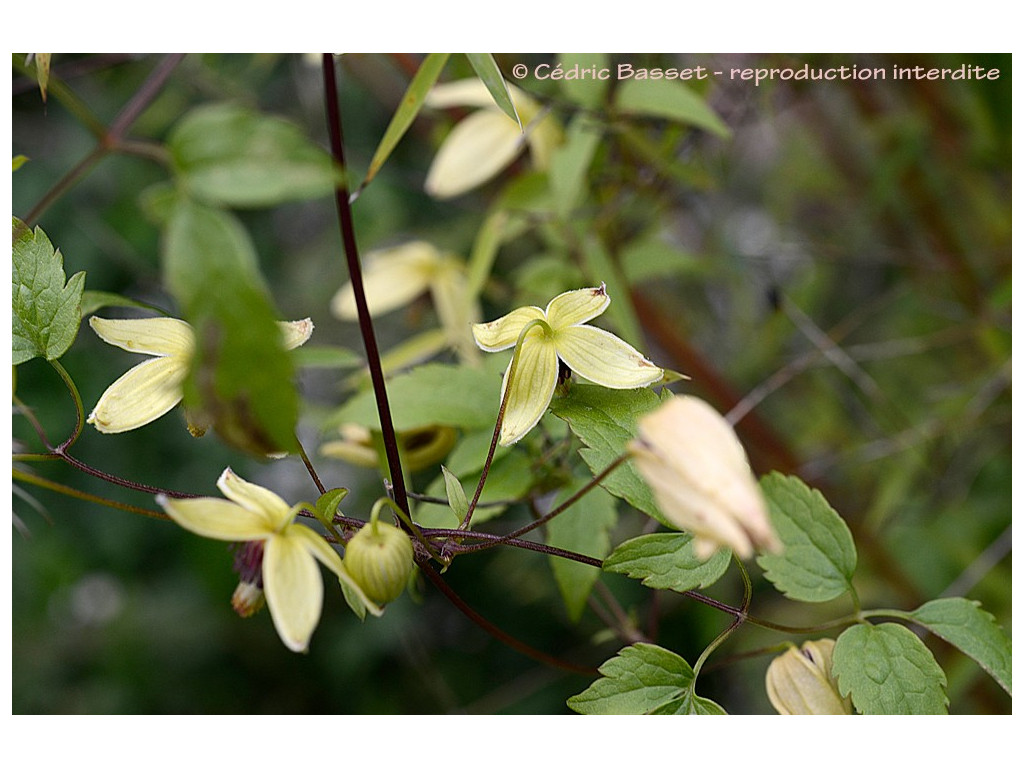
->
[[556, 325, 663, 388], [216, 468, 292, 529], [87, 356, 187, 433], [289, 525, 384, 617], [263, 530, 323, 652], [544, 285, 610, 329], [472, 305, 545, 351], [89, 316, 194, 357], [425, 78, 503, 110], [330, 242, 439, 320], [425, 110, 524, 199], [278, 318, 314, 350], [157, 496, 275, 541], [499, 334, 559, 445]]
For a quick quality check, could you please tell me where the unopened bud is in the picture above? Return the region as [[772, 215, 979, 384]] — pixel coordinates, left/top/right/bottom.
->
[[231, 581, 266, 617], [344, 519, 415, 605], [765, 638, 852, 715]]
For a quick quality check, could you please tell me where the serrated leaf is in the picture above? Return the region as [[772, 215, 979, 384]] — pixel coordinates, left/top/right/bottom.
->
[[604, 533, 731, 592], [330, 359, 504, 433], [440, 465, 469, 524], [363, 53, 450, 187], [163, 201, 299, 454], [465, 53, 521, 129], [615, 79, 730, 138], [756, 472, 856, 602], [549, 384, 669, 527], [546, 478, 618, 621], [12, 219, 86, 364], [169, 103, 341, 208], [833, 623, 948, 714], [567, 643, 723, 714], [909, 597, 1011, 695]]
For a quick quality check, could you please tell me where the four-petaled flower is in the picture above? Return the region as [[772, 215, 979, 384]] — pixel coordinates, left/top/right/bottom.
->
[[157, 468, 381, 653], [87, 316, 313, 435], [424, 79, 562, 199], [472, 285, 663, 446], [629, 396, 782, 560]]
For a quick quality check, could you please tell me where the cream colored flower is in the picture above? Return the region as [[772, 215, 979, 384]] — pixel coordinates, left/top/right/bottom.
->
[[331, 241, 479, 361], [473, 285, 663, 446], [321, 423, 456, 472], [157, 468, 381, 652], [424, 79, 562, 198], [765, 639, 852, 715], [629, 396, 781, 560], [87, 316, 312, 434]]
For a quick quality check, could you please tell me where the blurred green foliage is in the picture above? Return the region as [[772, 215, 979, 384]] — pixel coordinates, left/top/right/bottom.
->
[[12, 53, 1010, 714]]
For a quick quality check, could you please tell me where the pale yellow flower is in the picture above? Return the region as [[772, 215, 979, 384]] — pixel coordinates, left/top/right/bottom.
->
[[629, 396, 781, 560], [473, 285, 663, 446], [157, 468, 381, 652], [87, 316, 312, 434], [765, 639, 852, 715], [331, 241, 479, 361], [424, 79, 562, 198]]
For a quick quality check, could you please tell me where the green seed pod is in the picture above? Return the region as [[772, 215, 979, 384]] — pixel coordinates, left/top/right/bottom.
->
[[344, 518, 415, 605]]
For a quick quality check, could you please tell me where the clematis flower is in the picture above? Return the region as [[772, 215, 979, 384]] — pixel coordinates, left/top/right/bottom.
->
[[331, 241, 479, 360], [424, 79, 562, 198], [765, 639, 852, 715], [472, 285, 663, 446], [629, 396, 781, 560], [87, 315, 312, 435], [157, 468, 381, 652]]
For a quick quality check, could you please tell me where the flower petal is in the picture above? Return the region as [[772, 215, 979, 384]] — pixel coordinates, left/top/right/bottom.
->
[[263, 529, 323, 652], [87, 356, 187, 433], [216, 468, 293, 530], [330, 242, 440, 320], [157, 496, 275, 540], [544, 285, 610, 329], [425, 79, 507, 110], [498, 332, 559, 445], [556, 325, 663, 388], [471, 305, 545, 352], [289, 525, 384, 617], [425, 109, 525, 199], [277, 318, 314, 350], [89, 316, 194, 357]]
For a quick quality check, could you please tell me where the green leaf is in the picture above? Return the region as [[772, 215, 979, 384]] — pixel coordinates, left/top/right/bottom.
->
[[465, 53, 521, 129], [13, 154, 29, 171], [756, 472, 857, 602], [615, 79, 730, 138], [363, 53, 450, 187], [291, 344, 363, 370], [549, 115, 602, 219], [79, 290, 165, 317], [12, 219, 86, 365], [549, 384, 669, 527], [909, 597, 1011, 695], [416, 449, 532, 528], [567, 643, 724, 714], [330, 359, 504, 433], [169, 103, 341, 208], [546, 478, 618, 622], [604, 533, 731, 593], [557, 53, 610, 108], [315, 487, 350, 525], [833, 623, 948, 714], [620, 234, 702, 283], [440, 465, 469, 524], [163, 201, 299, 454]]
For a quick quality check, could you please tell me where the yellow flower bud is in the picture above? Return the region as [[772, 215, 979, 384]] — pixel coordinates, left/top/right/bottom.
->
[[344, 519, 415, 605], [765, 639, 853, 715]]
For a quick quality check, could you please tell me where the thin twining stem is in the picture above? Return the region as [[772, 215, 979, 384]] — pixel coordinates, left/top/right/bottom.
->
[[461, 318, 547, 531], [321, 53, 409, 518], [13, 467, 170, 521]]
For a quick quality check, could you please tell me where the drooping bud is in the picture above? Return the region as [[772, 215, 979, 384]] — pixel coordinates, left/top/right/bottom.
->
[[343, 516, 415, 605], [765, 638, 852, 715], [230, 540, 266, 618]]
